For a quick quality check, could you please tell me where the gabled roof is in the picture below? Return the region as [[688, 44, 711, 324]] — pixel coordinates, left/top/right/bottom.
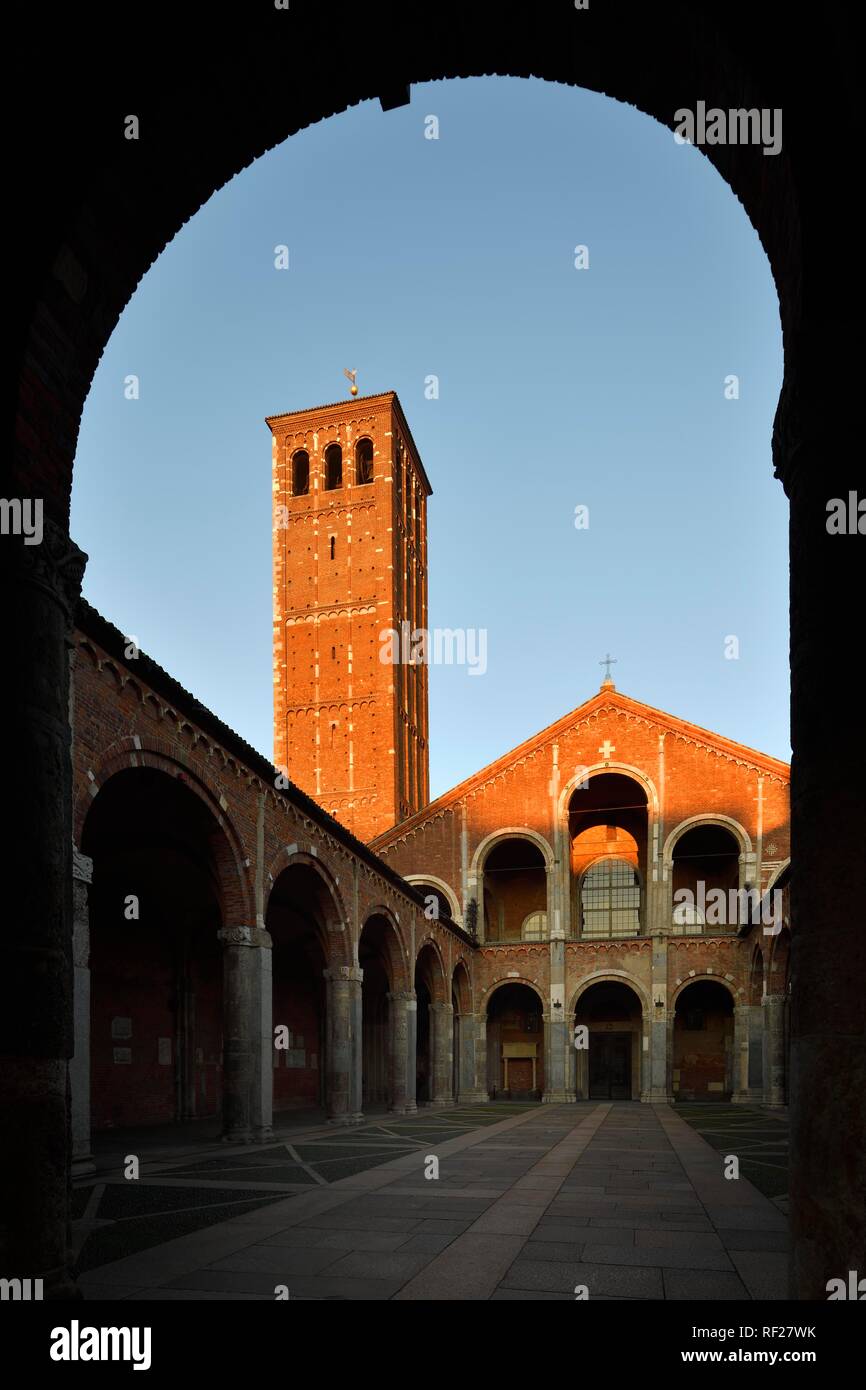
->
[[372, 684, 790, 848]]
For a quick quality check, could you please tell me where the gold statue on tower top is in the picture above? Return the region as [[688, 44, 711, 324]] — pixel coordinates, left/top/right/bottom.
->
[[344, 368, 358, 397]]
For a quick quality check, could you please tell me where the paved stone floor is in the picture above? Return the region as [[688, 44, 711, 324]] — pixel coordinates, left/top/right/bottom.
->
[[75, 1103, 789, 1301]]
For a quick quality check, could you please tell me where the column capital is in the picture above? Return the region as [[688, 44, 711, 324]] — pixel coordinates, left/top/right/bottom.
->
[[218, 925, 272, 949], [429, 1001, 453, 1015], [388, 989, 417, 1005], [324, 965, 363, 983], [72, 845, 93, 884], [11, 516, 88, 619]]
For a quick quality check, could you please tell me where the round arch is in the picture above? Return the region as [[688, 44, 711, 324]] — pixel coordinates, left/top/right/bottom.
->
[[670, 974, 740, 1010], [77, 744, 254, 925], [662, 814, 753, 863], [415, 936, 448, 1005], [569, 970, 651, 1018], [483, 977, 545, 1010], [264, 848, 353, 970], [359, 905, 411, 994], [470, 827, 554, 874], [405, 873, 462, 923], [558, 761, 659, 822]]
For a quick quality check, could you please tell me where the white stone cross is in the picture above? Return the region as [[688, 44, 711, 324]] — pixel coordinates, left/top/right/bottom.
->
[[599, 739, 615, 760]]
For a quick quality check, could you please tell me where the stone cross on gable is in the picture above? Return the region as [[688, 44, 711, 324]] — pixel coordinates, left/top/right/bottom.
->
[[600, 653, 617, 681], [599, 739, 615, 761]]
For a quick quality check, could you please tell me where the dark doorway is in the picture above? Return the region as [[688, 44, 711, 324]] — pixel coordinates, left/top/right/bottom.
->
[[589, 1032, 632, 1099]]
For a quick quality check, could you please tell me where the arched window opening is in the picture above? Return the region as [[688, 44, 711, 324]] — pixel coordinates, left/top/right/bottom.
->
[[581, 858, 641, 939], [324, 443, 342, 490], [569, 772, 647, 939], [291, 449, 309, 496], [330, 535, 335, 560], [482, 837, 546, 943], [671, 824, 740, 934], [356, 438, 374, 485], [522, 911, 547, 941]]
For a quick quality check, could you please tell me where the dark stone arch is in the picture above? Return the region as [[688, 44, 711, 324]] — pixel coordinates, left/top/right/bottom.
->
[[6, 1, 862, 1300]]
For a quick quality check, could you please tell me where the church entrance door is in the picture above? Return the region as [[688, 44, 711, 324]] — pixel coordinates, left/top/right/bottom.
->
[[589, 1032, 632, 1099]]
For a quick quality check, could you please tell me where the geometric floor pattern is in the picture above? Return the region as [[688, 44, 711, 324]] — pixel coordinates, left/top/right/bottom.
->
[[674, 1104, 788, 1203], [75, 1102, 791, 1299], [73, 1104, 533, 1274]]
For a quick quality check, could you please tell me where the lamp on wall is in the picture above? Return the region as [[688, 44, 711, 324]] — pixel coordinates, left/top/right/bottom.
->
[[654, 995, 664, 1009]]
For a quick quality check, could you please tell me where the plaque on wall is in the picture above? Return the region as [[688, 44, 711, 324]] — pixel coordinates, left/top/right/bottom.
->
[[158, 1037, 172, 1065], [111, 1017, 132, 1039], [112, 1047, 132, 1064]]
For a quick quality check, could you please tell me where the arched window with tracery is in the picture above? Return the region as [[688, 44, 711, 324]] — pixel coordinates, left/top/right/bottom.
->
[[581, 858, 641, 939], [522, 911, 547, 941]]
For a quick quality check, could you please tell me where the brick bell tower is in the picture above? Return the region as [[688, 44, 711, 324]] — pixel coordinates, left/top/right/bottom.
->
[[266, 390, 431, 842]]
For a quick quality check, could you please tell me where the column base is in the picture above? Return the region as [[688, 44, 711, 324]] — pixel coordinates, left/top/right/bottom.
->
[[455, 1092, 488, 1105], [642, 1093, 675, 1104], [221, 1128, 253, 1144], [389, 1103, 417, 1115], [253, 1125, 274, 1143], [71, 1154, 96, 1178], [543, 1091, 572, 1104], [731, 1090, 758, 1105], [327, 1112, 365, 1127]]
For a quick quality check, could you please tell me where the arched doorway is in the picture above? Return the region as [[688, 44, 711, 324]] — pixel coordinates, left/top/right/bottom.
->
[[673, 980, 735, 1101], [574, 980, 643, 1101], [486, 983, 544, 1100], [266, 864, 332, 1116], [82, 768, 226, 1131]]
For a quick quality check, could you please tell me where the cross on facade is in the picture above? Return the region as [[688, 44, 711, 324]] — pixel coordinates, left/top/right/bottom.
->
[[599, 653, 618, 681], [599, 739, 615, 761]]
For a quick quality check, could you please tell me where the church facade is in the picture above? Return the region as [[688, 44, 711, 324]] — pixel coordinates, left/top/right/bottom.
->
[[67, 390, 791, 1169]]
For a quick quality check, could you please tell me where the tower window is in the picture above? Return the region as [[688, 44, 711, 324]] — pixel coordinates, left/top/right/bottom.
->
[[324, 443, 342, 490], [330, 535, 335, 560], [291, 450, 309, 496], [356, 438, 374, 485]]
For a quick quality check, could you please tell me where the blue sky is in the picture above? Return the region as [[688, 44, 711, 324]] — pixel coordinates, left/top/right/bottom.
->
[[71, 78, 788, 799]]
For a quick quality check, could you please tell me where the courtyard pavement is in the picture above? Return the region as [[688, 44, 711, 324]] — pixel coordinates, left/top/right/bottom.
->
[[74, 1102, 789, 1301]]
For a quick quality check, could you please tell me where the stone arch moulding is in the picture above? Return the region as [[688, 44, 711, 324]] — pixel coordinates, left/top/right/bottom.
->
[[558, 761, 660, 821], [470, 826, 555, 874], [670, 975, 740, 1010], [451, 958, 475, 1013], [765, 857, 791, 892], [415, 935, 449, 1003], [404, 872, 462, 924], [569, 969, 652, 1019], [662, 814, 754, 864], [264, 845, 353, 969], [76, 741, 255, 925], [483, 977, 546, 1009], [359, 903, 412, 993]]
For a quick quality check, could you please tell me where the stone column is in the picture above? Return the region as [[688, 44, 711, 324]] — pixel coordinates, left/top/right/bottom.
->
[[70, 847, 95, 1176], [461, 1011, 488, 1101], [762, 993, 787, 1108], [324, 966, 363, 1125], [747, 1001, 764, 1101], [429, 1002, 454, 1105], [250, 928, 273, 1141], [545, 937, 571, 1102], [646, 937, 673, 1102], [388, 990, 415, 1113], [0, 521, 86, 1298], [731, 1003, 752, 1104], [219, 925, 270, 1143]]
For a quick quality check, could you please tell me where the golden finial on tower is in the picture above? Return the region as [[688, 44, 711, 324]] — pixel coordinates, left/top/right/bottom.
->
[[344, 368, 358, 397]]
